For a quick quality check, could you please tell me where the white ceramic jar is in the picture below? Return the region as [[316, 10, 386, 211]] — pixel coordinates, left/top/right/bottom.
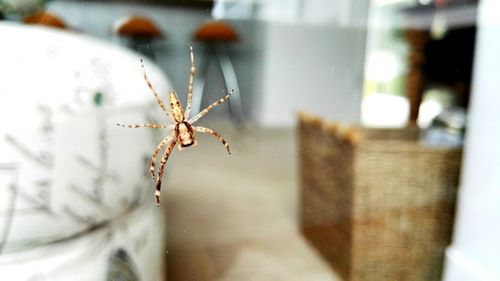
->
[[0, 23, 168, 280]]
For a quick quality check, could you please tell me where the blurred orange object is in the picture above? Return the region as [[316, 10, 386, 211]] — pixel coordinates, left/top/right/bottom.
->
[[193, 21, 239, 43], [24, 12, 66, 29], [114, 16, 163, 39]]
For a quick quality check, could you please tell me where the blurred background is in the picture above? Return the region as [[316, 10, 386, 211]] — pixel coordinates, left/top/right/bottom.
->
[[0, 0, 498, 280]]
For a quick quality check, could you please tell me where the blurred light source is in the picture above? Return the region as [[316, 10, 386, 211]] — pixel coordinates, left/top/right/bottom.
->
[[430, 13, 447, 39], [419, 0, 432, 5], [361, 93, 409, 127], [363, 51, 406, 127], [365, 51, 401, 82], [418, 99, 443, 127]]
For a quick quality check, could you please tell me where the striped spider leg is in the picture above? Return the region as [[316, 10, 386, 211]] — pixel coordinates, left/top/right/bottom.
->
[[118, 44, 232, 206]]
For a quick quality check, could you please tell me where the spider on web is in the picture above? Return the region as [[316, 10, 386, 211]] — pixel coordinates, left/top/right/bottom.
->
[[118, 44, 232, 206]]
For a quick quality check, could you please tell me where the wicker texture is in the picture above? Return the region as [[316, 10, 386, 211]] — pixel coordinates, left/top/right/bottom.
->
[[298, 113, 462, 281]]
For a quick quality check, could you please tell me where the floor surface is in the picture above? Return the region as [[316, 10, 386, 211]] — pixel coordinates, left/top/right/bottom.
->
[[162, 121, 340, 281]]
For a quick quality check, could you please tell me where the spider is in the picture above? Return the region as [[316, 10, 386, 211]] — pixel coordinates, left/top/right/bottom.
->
[[118, 44, 232, 206]]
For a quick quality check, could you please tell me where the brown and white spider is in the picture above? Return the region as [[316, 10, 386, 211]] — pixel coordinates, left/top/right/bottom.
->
[[118, 44, 231, 206]]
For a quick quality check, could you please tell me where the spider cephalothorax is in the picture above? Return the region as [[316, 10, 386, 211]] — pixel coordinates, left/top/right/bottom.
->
[[118, 44, 231, 206]]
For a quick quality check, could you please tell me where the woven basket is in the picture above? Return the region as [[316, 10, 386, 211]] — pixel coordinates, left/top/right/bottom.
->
[[298, 113, 462, 281]]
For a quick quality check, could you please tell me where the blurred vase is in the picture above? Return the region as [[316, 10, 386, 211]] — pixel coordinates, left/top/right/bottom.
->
[[0, 22, 169, 280]]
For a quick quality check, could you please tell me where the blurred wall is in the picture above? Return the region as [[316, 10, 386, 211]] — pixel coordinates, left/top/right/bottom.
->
[[48, 0, 369, 127], [443, 0, 500, 280], [216, 0, 370, 126], [47, 1, 211, 101], [258, 22, 367, 126]]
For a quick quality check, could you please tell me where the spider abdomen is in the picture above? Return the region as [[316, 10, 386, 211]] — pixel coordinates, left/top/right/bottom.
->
[[175, 122, 197, 150]]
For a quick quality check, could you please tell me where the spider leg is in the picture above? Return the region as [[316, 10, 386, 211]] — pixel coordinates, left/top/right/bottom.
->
[[116, 123, 169, 129], [188, 90, 233, 124], [141, 59, 175, 122], [150, 135, 172, 179], [155, 139, 177, 206], [194, 126, 231, 154], [184, 43, 195, 119]]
